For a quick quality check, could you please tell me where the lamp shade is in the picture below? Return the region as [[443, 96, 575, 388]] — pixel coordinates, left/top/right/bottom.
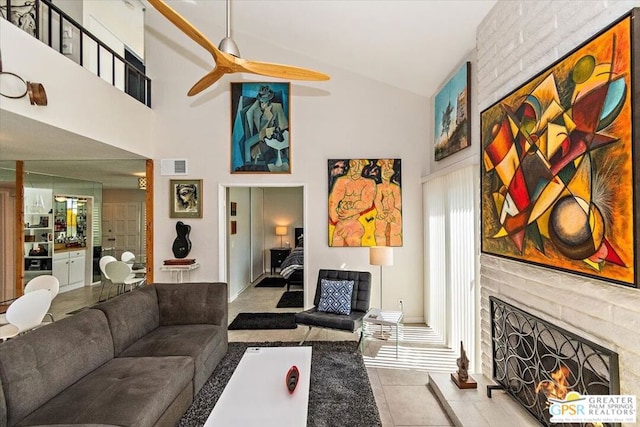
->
[[369, 246, 393, 266], [275, 226, 288, 236]]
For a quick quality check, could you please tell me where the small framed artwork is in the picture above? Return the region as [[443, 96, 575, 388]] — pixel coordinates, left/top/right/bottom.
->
[[230, 82, 291, 173], [230, 202, 237, 216], [230, 221, 237, 235], [434, 61, 471, 161], [170, 179, 203, 218]]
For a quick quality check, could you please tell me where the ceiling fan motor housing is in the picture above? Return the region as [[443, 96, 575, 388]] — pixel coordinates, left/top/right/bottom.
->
[[218, 37, 240, 57]]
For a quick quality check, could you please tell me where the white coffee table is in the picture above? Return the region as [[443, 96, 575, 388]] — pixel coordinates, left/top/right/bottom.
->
[[204, 346, 312, 426]]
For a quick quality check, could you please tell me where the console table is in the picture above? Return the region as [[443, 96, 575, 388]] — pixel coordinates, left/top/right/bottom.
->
[[160, 262, 200, 283]]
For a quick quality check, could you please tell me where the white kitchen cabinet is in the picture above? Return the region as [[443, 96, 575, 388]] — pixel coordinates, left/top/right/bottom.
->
[[53, 250, 87, 292]]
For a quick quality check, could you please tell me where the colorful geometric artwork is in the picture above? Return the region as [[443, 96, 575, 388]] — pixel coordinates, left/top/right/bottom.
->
[[481, 11, 639, 287], [434, 62, 471, 161], [230, 82, 290, 173], [328, 159, 402, 247]]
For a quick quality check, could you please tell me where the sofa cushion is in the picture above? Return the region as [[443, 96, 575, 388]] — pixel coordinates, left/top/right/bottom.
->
[[16, 356, 193, 427], [118, 324, 227, 393], [95, 285, 160, 356], [154, 282, 227, 326], [0, 310, 114, 426]]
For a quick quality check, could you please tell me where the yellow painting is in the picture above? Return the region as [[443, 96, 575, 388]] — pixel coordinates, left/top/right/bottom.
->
[[328, 159, 402, 247]]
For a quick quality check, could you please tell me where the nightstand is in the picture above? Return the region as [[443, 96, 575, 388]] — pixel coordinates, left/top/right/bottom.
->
[[270, 248, 291, 274]]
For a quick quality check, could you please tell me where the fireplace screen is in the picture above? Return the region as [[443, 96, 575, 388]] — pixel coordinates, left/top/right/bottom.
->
[[490, 297, 620, 426]]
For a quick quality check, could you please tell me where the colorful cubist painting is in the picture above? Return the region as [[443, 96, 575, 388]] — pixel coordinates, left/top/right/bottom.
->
[[434, 62, 471, 161], [328, 159, 402, 247], [230, 82, 291, 173], [480, 11, 639, 287]]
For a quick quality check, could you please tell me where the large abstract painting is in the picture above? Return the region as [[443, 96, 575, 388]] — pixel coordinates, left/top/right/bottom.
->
[[434, 62, 471, 161], [481, 10, 639, 287], [328, 159, 402, 247], [231, 82, 290, 173]]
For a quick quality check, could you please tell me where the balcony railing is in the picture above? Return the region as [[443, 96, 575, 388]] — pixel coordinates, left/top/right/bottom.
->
[[1, 0, 151, 106]]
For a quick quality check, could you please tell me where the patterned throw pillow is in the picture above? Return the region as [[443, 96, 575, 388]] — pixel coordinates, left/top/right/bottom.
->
[[317, 279, 354, 315]]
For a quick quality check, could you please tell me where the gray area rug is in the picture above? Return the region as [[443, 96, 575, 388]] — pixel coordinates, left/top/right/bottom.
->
[[178, 341, 381, 427], [228, 312, 297, 330]]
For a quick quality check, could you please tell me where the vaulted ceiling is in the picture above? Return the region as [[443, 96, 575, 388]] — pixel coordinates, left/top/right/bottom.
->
[[1, 0, 496, 188]]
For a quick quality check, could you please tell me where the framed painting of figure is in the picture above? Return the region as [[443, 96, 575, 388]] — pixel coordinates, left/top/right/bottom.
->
[[170, 179, 203, 218], [480, 9, 639, 287], [328, 159, 403, 247], [434, 62, 471, 161], [230, 82, 291, 173]]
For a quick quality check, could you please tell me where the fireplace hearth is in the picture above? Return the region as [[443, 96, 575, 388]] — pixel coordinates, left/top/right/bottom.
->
[[490, 297, 620, 427]]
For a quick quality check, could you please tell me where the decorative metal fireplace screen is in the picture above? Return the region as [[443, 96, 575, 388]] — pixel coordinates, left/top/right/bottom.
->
[[490, 297, 620, 426]]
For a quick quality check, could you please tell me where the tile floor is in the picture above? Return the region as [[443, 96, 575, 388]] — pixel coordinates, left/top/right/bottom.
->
[[50, 278, 455, 427]]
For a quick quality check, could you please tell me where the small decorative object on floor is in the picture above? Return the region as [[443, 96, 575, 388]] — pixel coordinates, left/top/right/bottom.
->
[[451, 341, 477, 389], [172, 221, 192, 258], [286, 365, 299, 394]]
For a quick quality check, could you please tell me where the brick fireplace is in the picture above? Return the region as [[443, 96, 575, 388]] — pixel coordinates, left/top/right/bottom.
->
[[477, 0, 640, 420], [489, 297, 619, 426]]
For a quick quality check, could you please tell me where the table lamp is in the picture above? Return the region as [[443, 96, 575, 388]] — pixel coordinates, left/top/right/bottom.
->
[[275, 226, 288, 247]]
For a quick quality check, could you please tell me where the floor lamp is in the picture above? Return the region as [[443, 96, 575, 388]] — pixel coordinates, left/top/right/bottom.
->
[[369, 246, 393, 310]]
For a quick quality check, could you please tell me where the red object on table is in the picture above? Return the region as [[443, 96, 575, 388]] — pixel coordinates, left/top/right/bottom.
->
[[286, 365, 299, 394]]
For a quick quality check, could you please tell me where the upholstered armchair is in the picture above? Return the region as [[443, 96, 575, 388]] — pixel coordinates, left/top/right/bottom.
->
[[295, 269, 372, 344]]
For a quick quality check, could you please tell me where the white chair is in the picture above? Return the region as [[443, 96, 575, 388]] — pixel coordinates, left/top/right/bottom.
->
[[98, 255, 117, 302], [105, 261, 145, 297], [0, 289, 51, 341], [24, 275, 60, 322], [121, 251, 136, 263]]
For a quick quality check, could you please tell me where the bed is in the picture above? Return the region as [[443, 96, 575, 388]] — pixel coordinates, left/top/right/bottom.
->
[[280, 228, 303, 291]]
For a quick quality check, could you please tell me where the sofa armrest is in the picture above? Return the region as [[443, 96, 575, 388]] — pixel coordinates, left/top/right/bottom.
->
[[154, 282, 228, 327]]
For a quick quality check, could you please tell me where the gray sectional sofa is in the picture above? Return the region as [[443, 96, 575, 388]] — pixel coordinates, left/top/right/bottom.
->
[[0, 282, 228, 426]]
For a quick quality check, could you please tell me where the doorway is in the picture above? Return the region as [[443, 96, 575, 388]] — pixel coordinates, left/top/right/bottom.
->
[[219, 184, 307, 316]]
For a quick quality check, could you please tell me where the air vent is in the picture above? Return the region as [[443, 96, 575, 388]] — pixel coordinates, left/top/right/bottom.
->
[[160, 159, 188, 175]]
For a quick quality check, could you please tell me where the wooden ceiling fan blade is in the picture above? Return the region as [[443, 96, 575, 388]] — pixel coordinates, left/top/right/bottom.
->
[[188, 68, 227, 96], [147, 0, 221, 60], [240, 59, 330, 81]]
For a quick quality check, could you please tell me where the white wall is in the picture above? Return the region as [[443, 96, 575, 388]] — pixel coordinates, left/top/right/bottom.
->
[[478, 0, 640, 403], [227, 187, 251, 301], [263, 187, 303, 264], [250, 187, 265, 281], [146, 11, 428, 321], [83, 0, 145, 60], [0, 20, 154, 158]]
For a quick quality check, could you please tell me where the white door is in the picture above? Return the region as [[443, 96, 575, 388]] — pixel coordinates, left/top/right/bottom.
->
[[102, 203, 141, 259]]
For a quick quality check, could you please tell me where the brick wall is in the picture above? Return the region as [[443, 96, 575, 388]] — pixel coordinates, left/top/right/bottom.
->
[[477, 0, 640, 401]]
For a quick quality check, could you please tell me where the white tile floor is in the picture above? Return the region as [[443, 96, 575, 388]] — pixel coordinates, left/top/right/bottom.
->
[[51, 279, 456, 427]]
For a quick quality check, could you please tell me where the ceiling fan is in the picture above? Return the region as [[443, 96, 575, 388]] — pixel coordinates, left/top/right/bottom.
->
[[147, 0, 330, 96]]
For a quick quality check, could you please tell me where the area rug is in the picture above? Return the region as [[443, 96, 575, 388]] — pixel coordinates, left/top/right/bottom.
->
[[228, 312, 297, 330], [178, 341, 381, 427], [255, 276, 287, 287], [276, 291, 304, 308]]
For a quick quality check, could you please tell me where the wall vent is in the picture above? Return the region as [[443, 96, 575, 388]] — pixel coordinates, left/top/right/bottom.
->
[[160, 159, 188, 175]]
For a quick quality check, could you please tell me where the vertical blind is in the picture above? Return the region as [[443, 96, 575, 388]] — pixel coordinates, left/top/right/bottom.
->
[[423, 164, 478, 357]]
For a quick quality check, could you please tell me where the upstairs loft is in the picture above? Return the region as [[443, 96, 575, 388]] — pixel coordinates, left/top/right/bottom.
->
[[1, 0, 151, 107]]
